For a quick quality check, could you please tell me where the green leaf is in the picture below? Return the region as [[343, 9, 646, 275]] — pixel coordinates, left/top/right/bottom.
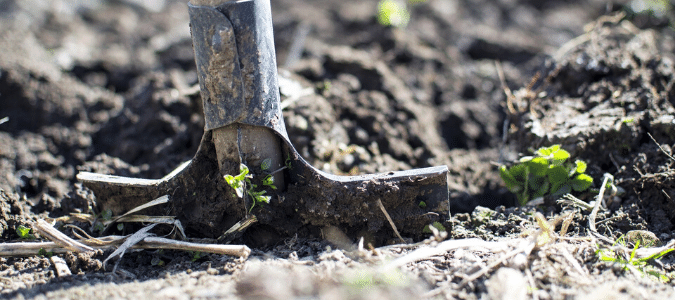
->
[[525, 157, 549, 177], [225, 174, 245, 198], [571, 174, 593, 192], [263, 175, 276, 189], [536, 145, 560, 157], [574, 160, 587, 174], [551, 149, 570, 165], [423, 221, 446, 233], [117, 223, 124, 231], [234, 164, 250, 181], [256, 194, 271, 204], [38, 248, 53, 258], [509, 164, 528, 182], [16, 225, 33, 239], [547, 165, 569, 184], [551, 183, 571, 196], [531, 179, 549, 198], [261, 158, 272, 171], [499, 166, 522, 192]]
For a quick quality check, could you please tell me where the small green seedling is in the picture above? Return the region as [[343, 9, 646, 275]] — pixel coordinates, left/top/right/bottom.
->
[[285, 154, 293, 170], [500, 145, 593, 206], [597, 237, 674, 282], [151, 257, 165, 267], [423, 221, 446, 234], [38, 248, 54, 258], [225, 163, 276, 213], [16, 225, 35, 240], [189, 251, 204, 262], [93, 209, 114, 234], [377, 0, 410, 27]]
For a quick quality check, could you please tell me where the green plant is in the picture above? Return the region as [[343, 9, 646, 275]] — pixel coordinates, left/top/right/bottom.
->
[[93, 209, 113, 234], [189, 251, 204, 262], [224, 163, 276, 213], [499, 145, 593, 206], [285, 154, 293, 170], [596, 237, 674, 282], [38, 248, 54, 258], [423, 221, 446, 234], [16, 225, 35, 240], [151, 257, 165, 266]]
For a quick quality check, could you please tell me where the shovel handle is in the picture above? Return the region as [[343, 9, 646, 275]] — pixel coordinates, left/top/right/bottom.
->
[[188, 0, 286, 136]]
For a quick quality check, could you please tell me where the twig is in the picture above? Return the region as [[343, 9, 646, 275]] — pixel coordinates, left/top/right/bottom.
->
[[218, 214, 258, 243], [377, 198, 405, 244], [557, 194, 596, 212], [140, 237, 251, 257], [34, 219, 94, 253], [104, 224, 157, 272], [647, 132, 675, 163], [0, 235, 251, 258], [589, 174, 613, 233]]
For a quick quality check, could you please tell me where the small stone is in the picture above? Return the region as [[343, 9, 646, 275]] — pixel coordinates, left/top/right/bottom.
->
[[485, 268, 527, 300]]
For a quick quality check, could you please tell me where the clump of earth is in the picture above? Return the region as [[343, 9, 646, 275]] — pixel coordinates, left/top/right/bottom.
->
[[2, 0, 675, 299]]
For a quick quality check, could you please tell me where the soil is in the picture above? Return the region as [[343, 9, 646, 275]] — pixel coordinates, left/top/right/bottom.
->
[[2, 0, 675, 299]]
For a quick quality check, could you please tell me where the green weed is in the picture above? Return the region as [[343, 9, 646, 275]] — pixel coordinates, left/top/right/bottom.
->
[[38, 248, 54, 258], [16, 225, 35, 240], [93, 209, 113, 234], [422, 221, 446, 234], [596, 237, 674, 282], [189, 251, 204, 262], [224, 163, 276, 213], [499, 145, 593, 206]]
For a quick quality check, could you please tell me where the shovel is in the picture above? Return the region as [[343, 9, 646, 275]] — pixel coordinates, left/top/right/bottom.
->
[[77, 0, 449, 244]]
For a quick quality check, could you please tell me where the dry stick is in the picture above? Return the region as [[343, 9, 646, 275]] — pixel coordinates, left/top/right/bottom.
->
[[647, 132, 675, 163], [140, 237, 251, 257], [0, 236, 251, 258], [376, 198, 405, 244], [588, 174, 613, 234], [587, 174, 616, 246], [558, 246, 588, 277], [103, 224, 158, 272], [34, 219, 94, 253]]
